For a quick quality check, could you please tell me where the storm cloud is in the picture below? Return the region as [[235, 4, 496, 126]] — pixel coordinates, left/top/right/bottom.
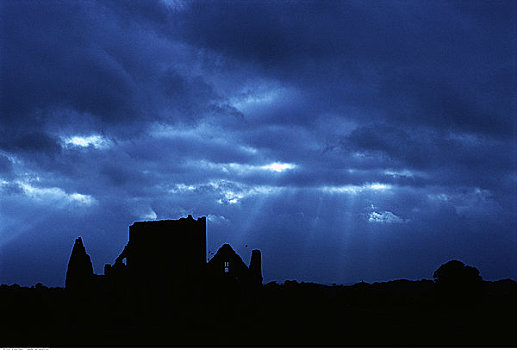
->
[[1, 0, 516, 286]]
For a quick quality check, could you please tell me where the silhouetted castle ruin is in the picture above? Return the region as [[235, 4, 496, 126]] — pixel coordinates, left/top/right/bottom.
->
[[4, 215, 517, 346], [65, 215, 262, 304]]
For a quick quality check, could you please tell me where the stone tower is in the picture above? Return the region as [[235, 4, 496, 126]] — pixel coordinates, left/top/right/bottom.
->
[[65, 237, 94, 290], [249, 249, 263, 285], [113, 215, 206, 295]]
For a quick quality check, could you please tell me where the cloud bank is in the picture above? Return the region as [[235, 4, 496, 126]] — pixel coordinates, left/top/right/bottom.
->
[[1, 0, 515, 286]]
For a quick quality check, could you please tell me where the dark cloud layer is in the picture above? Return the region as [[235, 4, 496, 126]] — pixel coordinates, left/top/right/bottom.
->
[[0, 0, 516, 286]]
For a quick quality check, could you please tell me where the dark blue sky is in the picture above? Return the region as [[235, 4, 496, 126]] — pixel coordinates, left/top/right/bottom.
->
[[1, 0, 516, 287]]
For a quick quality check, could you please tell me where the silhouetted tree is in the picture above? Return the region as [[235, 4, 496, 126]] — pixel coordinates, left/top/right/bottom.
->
[[433, 260, 482, 287], [433, 260, 483, 306]]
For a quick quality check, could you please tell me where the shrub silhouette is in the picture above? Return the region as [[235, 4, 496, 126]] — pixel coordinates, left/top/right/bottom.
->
[[433, 260, 483, 305], [433, 260, 482, 287]]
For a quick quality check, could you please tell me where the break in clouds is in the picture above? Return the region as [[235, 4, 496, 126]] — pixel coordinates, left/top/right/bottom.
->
[[0, 0, 516, 286]]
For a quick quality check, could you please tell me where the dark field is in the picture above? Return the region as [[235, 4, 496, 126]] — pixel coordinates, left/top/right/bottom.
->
[[1, 277, 516, 347]]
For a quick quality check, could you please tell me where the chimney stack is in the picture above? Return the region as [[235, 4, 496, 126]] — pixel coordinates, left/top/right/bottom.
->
[[249, 249, 262, 285]]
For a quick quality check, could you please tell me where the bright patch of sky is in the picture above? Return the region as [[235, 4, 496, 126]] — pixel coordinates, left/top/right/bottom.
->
[[211, 180, 279, 205], [149, 122, 210, 139], [16, 181, 97, 206], [384, 169, 415, 178], [368, 210, 407, 224], [206, 214, 229, 224], [231, 86, 287, 112], [141, 208, 158, 220], [170, 178, 394, 205], [62, 135, 110, 149], [240, 146, 258, 154], [219, 190, 242, 204], [68, 193, 97, 206], [321, 183, 392, 195], [170, 184, 197, 192], [194, 160, 297, 175], [261, 162, 296, 172], [428, 193, 451, 202], [170, 179, 281, 205]]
